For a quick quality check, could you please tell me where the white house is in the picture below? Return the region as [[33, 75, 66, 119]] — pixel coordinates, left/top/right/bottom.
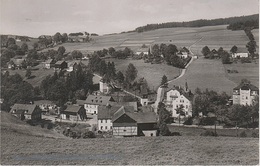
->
[[84, 95, 115, 114], [97, 105, 120, 131], [99, 79, 110, 94], [165, 87, 193, 118], [136, 47, 149, 55], [233, 83, 259, 106], [177, 52, 189, 59], [232, 53, 249, 58]]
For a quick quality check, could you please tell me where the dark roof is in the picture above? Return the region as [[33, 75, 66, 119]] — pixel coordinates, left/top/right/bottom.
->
[[98, 105, 121, 120], [33, 100, 54, 105], [9, 58, 25, 65], [64, 105, 83, 113], [85, 95, 114, 105], [109, 102, 138, 111], [112, 106, 157, 124], [233, 83, 259, 91], [55, 60, 67, 65], [76, 99, 86, 106], [10, 104, 38, 115]]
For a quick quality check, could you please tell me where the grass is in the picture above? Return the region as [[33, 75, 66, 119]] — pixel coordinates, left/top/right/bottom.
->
[[168, 58, 237, 95], [105, 58, 180, 89], [224, 61, 259, 87], [1, 111, 258, 165]]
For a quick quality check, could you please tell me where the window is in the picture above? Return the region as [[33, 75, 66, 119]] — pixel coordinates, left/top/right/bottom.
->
[[101, 120, 103, 123], [105, 120, 107, 123], [105, 126, 107, 129], [101, 126, 103, 130], [186, 105, 188, 109], [110, 126, 112, 129]]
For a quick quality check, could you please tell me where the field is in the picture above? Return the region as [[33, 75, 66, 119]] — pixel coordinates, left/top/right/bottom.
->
[[224, 62, 259, 87], [105, 58, 180, 89], [168, 58, 237, 95], [46, 25, 253, 56]]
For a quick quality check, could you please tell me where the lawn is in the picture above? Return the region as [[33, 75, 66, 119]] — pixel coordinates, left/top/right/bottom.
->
[[105, 58, 181, 89], [1, 112, 258, 165], [224, 62, 259, 87], [168, 58, 237, 95]]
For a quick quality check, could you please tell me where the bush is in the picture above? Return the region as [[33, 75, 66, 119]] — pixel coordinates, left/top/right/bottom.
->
[[199, 117, 216, 126], [200, 130, 218, 137], [70, 123, 77, 127], [252, 132, 259, 138], [240, 131, 247, 137], [47, 123, 53, 129], [183, 117, 193, 125]]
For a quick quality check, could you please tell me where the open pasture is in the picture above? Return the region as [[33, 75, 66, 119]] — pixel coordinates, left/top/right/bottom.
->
[[51, 25, 254, 55], [168, 58, 237, 95], [105, 58, 180, 89], [224, 62, 259, 87]]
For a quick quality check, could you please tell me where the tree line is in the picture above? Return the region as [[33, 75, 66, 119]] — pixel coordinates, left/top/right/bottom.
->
[[135, 14, 258, 33]]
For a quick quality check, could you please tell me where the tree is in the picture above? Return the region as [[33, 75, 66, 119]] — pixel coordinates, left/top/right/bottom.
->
[[108, 47, 116, 56], [21, 43, 28, 53], [157, 102, 171, 136], [246, 40, 256, 55], [25, 69, 32, 78], [53, 32, 62, 44], [8, 44, 19, 51], [7, 38, 16, 47], [166, 44, 178, 55], [175, 105, 185, 126], [58, 46, 66, 56], [61, 33, 68, 43], [1, 49, 15, 67], [221, 52, 231, 64], [201, 46, 211, 57], [151, 44, 160, 57], [116, 71, 125, 84], [125, 63, 138, 83], [33, 42, 39, 49], [230, 45, 238, 54], [161, 75, 168, 87], [71, 50, 83, 59], [27, 49, 38, 60]]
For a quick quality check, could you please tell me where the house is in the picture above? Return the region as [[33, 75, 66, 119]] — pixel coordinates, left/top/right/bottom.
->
[[112, 106, 157, 137], [60, 105, 86, 121], [136, 47, 149, 56], [84, 95, 115, 114], [55, 60, 68, 70], [97, 102, 138, 132], [10, 104, 42, 120], [7, 57, 25, 69], [233, 83, 259, 105], [232, 53, 249, 58], [177, 52, 189, 59], [99, 79, 110, 94], [165, 87, 193, 118], [33, 100, 57, 115], [67, 61, 78, 72], [43, 59, 55, 69]]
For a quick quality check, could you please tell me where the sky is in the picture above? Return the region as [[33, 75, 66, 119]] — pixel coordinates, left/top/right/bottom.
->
[[0, 0, 259, 37]]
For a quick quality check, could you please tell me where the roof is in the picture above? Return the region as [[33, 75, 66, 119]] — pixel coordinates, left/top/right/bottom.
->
[[109, 102, 138, 111], [33, 100, 54, 105], [85, 95, 114, 105], [9, 58, 25, 65], [112, 106, 157, 124], [98, 105, 121, 119], [136, 47, 149, 53], [44, 59, 54, 64], [64, 105, 83, 113], [76, 99, 86, 106], [55, 60, 66, 65], [233, 83, 259, 91], [10, 104, 38, 115]]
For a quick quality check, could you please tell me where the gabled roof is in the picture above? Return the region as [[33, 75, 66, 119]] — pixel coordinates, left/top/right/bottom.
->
[[76, 99, 86, 106], [10, 104, 39, 115], [64, 105, 83, 113], [233, 83, 259, 91], [98, 105, 121, 120], [44, 59, 55, 64], [55, 60, 67, 65], [109, 101, 138, 111], [112, 106, 157, 124], [136, 47, 149, 52], [85, 95, 114, 105], [33, 100, 54, 105]]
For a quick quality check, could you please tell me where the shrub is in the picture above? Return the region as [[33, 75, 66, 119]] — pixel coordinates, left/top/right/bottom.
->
[[76, 131, 82, 139], [200, 130, 218, 137], [252, 132, 259, 138], [199, 117, 216, 126], [70, 123, 77, 127], [47, 123, 53, 129], [69, 131, 77, 138], [170, 132, 181, 136], [41, 123, 45, 128], [183, 117, 193, 125], [240, 131, 247, 137], [86, 131, 96, 138]]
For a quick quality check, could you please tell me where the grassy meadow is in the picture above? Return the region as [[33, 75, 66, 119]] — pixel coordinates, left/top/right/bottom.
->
[[168, 58, 237, 95], [105, 58, 181, 89], [224, 62, 259, 87]]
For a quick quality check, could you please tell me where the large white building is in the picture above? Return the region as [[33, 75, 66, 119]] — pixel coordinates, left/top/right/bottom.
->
[[165, 87, 193, 118], [84, 95, 115, 114], [232, 53, 249, 58], [232, 83, 259, 105]]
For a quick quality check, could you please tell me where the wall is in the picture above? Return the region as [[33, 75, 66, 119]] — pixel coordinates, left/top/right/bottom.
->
[[98, 119, 112, 131]]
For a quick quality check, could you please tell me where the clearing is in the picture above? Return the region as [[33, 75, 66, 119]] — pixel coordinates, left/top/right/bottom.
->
[[168, 58, 237, 95]]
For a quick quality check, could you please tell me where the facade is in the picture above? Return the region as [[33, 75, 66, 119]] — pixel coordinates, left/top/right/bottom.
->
[[60, 105, 86, 121], [43, 59, 55, 69], [233, 83, 259, 105], [33, 100, 57, 115], [10, 104, 42, 120], [136, 47, 149, 55], [165, 87, 193, 118], [84, 95, 115, 114], [232, 53, 249, 58], [99, 79, 110, 94], [177, 52, 189, 59], [7, 57, 25, 69]]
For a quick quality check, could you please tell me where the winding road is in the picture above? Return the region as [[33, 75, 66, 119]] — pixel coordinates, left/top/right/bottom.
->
[[153, 36, 203, 110]]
